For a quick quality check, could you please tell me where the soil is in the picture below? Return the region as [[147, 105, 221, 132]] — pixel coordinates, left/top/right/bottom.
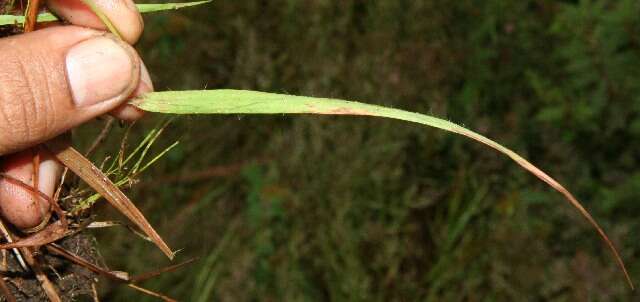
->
[[1, 233, 102, 301]]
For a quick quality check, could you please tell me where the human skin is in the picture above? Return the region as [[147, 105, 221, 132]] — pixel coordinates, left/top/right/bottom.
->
[[0, 0, 153, 229]]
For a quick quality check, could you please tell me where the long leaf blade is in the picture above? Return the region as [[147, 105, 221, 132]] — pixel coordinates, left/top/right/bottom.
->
[[0, 1, 212, 26], [136, 0, 212, 13], [132, 89, 633, 288]]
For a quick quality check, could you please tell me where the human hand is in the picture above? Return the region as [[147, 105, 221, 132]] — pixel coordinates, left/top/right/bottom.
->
[[0, 0, 153, 229]]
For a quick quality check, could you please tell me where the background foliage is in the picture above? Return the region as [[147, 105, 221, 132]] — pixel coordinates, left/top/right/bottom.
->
[[75, 0, 640, 300]]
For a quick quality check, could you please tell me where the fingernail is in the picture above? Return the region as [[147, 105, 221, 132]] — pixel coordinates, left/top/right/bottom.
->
[[37, 155, 63, 197], [125, 0, 139, 12], [139, 61, 154, 93], [109, 62, 152, 122], [66, 36, 138, 107], [123, 0, 145, 43]]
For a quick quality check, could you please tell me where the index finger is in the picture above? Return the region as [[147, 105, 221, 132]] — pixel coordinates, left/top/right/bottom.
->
[[46, 0, 144, 44]]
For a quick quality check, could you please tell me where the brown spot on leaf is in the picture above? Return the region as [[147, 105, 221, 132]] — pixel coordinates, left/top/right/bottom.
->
[[306, 105, 371, 116]]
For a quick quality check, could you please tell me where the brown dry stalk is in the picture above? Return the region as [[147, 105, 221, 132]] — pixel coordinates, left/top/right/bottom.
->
[[47, 243, 193, 301], [0, 219, 27, 271], [130, 258, 197, 283], [139, 160, 264, 187], [46, 243, 130, 282], [127, 284, 177, 302], [22, 0, 39, 32], [91, 282, 100, 302], [21, 247, 62, 302], [0, 276, 17, 302], [85, 116, 116, 158], [0, 221, 67, 249]]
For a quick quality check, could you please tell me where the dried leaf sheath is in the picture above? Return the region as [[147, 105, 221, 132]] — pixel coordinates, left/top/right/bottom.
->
[[44, 140, 174, 259]]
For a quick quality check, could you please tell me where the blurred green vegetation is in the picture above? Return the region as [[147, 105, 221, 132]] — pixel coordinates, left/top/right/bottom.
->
[[75, 0, 640, 300]]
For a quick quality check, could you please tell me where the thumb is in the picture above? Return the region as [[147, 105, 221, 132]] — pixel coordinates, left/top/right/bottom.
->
[[0, 26, 143, 155]]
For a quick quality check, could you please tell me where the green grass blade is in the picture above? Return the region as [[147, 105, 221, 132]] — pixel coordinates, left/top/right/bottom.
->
[[79, 0, 123, 39], [0, 12, 57, 25], [136, 0, 212, 13], [132, 89, 632, 288], [137, 141, 180, 174], [0, 1, 211, 26], [78, 0, 121, 39]]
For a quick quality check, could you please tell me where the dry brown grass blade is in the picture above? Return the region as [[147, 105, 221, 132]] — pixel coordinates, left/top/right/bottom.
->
[[0, 216, 28, 271], [91, 282, 100, 302], [31, 150, 42, 217], [130, 258, 197, 283], [19, 246, 62, 302], [44, 140, 174, 259], [31, 260, 61, 301], [0, 276, 17, 302], [87, 221, 153, 242], [48, 244, 194, 283], [33, 264, 61, 302], [454, 130, 635, 290], [85, 116, 116, 157], [23, 0, 40, 33], [127, 284, 177, 302], [0, 221, 67, 249], [46, 244, 130, 282], [47, 244, 188, 301], [138, 160, 265, 187]]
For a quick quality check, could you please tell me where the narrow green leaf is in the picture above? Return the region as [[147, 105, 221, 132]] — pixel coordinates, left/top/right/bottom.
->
[[80, 0, 123, 39], [0, 1, 211, 26], [136, 0, 212, 13], [132, 89, 632, 288], [0, 12, 57, 25]]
